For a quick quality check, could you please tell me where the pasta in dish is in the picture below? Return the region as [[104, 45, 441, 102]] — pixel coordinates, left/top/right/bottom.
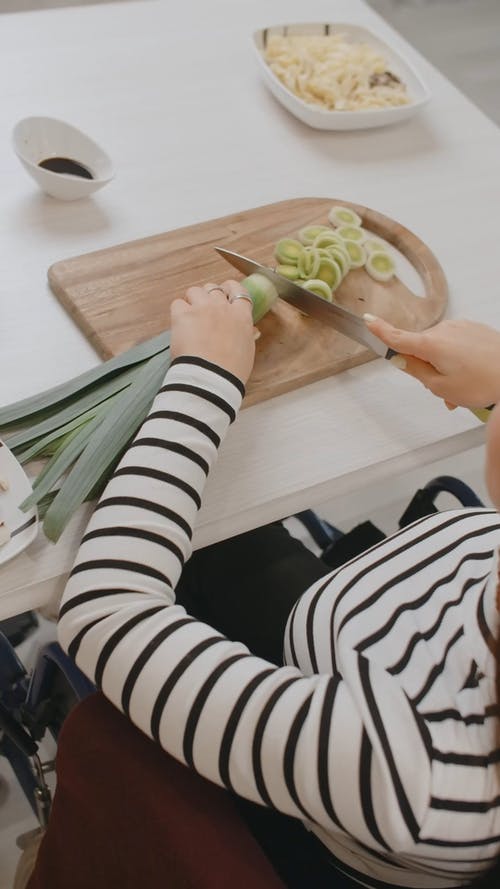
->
[[264, 34, 410, 111]]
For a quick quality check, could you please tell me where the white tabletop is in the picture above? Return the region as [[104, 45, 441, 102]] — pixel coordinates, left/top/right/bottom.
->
[[0, 0, 497, 620]]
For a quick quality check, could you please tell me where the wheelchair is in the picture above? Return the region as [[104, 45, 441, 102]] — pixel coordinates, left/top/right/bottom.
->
[[0, 474, 485, 831], [0, 630, 95, 828]]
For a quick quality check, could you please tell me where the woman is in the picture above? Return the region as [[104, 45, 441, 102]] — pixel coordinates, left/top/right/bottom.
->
[[56, 281, 500, 888]]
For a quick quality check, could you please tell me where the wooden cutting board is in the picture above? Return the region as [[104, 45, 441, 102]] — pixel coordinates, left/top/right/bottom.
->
[[48, 198, 447, 406]]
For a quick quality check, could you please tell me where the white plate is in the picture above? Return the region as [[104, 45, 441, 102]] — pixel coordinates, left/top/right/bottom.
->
[[252, 22, 431, 130], [0, 440, 38, 566]]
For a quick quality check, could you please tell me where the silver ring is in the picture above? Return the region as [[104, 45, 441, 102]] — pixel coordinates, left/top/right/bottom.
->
[[229, 293, 253, 307], [207, 286, 226, 294]]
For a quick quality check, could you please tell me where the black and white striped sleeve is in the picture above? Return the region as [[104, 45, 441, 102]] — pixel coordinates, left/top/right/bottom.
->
[[58, 358, 430, 854]]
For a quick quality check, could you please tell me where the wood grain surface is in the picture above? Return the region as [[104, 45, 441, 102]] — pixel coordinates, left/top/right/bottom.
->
[[48, 198, 448, 406]]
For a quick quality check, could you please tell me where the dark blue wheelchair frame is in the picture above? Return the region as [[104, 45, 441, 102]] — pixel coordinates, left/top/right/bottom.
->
[[295, 474, 485, 553], [0, 474, 485, 827], [0, 636, 95, 826]]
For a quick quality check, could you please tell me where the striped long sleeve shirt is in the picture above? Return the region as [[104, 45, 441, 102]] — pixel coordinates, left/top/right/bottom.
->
[[58, 357, 500, 888]]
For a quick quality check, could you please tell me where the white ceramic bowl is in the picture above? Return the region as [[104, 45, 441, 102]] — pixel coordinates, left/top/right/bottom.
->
[[252, 22, 431, 130], [12, 116, 114, 201]]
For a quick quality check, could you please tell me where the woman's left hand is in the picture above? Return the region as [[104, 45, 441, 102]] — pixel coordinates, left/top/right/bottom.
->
[[170, 280, 256, 385]]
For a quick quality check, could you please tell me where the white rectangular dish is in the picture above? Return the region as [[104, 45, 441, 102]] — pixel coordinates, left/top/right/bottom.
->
[[252, 22, 431, 130]]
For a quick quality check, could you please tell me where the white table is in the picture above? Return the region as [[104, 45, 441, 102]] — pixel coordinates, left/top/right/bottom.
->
[[0, 0, 496, 621]]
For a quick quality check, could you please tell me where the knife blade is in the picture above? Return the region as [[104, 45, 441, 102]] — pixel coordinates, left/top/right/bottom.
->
[[215, 246, 396, 360]]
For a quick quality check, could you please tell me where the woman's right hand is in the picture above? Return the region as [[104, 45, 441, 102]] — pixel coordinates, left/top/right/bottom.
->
[[364, 316, 500, 410]]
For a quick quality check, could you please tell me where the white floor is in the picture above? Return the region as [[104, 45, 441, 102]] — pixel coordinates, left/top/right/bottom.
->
[[368, 0, 500, 125], [0, 0, 498, 886]]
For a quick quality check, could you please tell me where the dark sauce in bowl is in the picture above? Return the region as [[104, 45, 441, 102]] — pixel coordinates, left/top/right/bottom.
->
[[38, 157, 94, 179]]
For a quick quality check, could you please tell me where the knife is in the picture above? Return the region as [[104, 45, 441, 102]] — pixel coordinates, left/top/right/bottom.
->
[[215, 246, 397, 360], [216, 246, 494, 424]]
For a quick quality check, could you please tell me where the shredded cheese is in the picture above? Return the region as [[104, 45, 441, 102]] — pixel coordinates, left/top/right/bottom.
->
[[265, 34, 410, 111]]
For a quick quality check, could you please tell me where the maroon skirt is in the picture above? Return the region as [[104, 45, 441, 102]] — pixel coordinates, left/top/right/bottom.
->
[[27, 692, 285, 889]]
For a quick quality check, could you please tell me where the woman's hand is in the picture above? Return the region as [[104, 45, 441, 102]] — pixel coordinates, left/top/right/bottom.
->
[[170, 280, 256, 385], [364, 316, 500, 410]]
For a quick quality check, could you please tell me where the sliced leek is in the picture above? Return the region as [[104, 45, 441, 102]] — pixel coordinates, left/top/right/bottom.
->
[[328, 205, 362, 228], [274, 238, 304, 265], [276, 264, 300, 281], [313, 232, 345, 250], [342, 240, 367, 269], [363, 238, 388, 255], [336, 225, 366, 243], [298, 247, 321, 279], [298, 225, 330, 246], [365, 250, 396, 282], [324, 246, 350, 277], [316, 258, 342, 291], [302, 279, 333, 301]]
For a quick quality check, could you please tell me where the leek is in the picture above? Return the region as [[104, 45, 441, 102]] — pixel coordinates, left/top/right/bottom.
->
[[20, 417, 100, 510], [0, 331, 170, 427], [365, 251, 395, 283], [364, 238, 387, 255], [316, 259, 342, 291], [276, 264, 300, 281], [274, 239, 304, 265], [302, 279, 333, 301], [5, 364, 140, 452], [298, 247, 321, 279], [42, 351, 171, 542], [298, 225, 330, 246], [336, 225, 366, 243], [15, 404, 106, 464], [343, 240, 367, 269], [324, 246, 350, 277], [328, 206, 362, 228], [243, 274, 278, 323], [313, 233, 344, 250]]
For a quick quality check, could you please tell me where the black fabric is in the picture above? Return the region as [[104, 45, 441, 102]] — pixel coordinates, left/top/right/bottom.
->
[[176, 522, 330, 665], [176, 522, 374, 888], [323, 521, 386, 570], [470, 861, 500, 888]]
